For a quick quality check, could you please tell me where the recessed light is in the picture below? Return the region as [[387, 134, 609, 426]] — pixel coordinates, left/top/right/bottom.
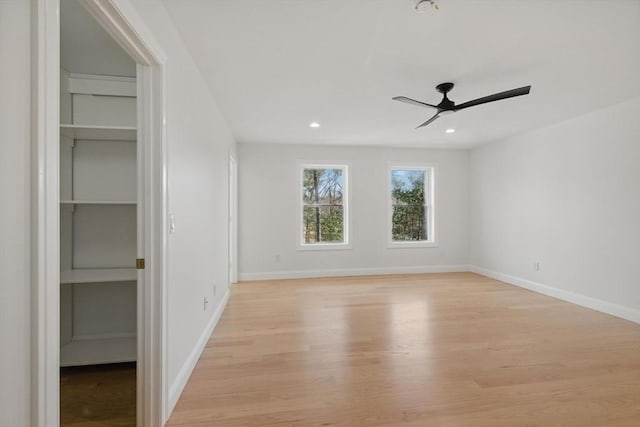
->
[[445, 128, 455, 134], [309, 122, 320, 128]]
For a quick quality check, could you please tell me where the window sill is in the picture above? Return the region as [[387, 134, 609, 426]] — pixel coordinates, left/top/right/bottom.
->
[[297, 243, 353, 251], [387, 241, 438, 249]]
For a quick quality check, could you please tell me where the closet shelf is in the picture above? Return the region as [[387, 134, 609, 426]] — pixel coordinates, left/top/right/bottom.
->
[[60, 337, 137, 367], [60, 200, 137, 205], [60, 268, 137, 284], [60, 124, 137, 141]]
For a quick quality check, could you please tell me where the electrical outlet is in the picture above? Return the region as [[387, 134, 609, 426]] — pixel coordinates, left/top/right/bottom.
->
[[203, 296, 209, 311], [533, 261, 540, 271]]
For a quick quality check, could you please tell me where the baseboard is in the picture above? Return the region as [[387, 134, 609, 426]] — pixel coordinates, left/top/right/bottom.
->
[[167, 288, 231, 415], [239, 264, 470, 281], [470, 265, 640, 324]]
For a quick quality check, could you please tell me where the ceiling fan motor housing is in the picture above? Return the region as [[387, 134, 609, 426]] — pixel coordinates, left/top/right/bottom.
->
[[436, 83, 455, 109], [436, 82, 454, 94]]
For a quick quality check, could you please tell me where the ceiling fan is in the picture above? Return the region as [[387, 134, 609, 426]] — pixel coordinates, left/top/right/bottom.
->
[[393, 82, 532, 128]]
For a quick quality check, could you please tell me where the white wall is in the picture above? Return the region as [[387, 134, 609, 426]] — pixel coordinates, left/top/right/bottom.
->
[[469, 97, 640, 318], [124, 0, 236, 411], [0, 1, 31, 426], [238, 144, 469, 279]]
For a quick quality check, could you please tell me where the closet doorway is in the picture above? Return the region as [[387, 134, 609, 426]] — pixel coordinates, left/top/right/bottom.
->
[[34, 0, 167, 425], [59, 1, 139, 424]]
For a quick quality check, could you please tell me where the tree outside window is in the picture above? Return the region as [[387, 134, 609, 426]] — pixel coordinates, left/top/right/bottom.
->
[[389, 166, 435, 245], [301, 166, 347, 245]]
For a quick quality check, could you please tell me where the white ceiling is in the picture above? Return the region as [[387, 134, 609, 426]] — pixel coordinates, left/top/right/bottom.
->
[[161, 0, 640, 148], [60, 0, 136, 77]]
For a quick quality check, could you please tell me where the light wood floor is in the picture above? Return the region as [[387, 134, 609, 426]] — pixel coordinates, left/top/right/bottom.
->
[[167, 273, 640, 426], [60, 362, 136, 427]]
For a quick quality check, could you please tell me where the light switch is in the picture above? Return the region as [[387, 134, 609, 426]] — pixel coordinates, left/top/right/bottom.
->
[[169, 214, 176, 234]]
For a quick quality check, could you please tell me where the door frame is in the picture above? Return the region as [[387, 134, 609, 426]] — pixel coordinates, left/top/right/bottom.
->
[[229, 155, 238, 284], [31, 1, 168, 425]]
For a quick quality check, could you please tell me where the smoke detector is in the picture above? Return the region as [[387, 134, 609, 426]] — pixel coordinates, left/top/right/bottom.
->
[[414, 0, 440, 12]]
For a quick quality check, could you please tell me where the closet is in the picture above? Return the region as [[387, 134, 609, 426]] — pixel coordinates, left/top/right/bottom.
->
[[58, 2, 140, 425], [59, 71, 138, 367]]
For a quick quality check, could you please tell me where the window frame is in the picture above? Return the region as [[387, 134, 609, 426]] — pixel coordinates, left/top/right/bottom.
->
[[297, 161, 351, 251], [386, 163, 438, 248]]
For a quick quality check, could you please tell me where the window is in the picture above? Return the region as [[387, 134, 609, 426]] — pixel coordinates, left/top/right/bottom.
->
[[299, 163, 349, 249], [388, 164, 436, 247]]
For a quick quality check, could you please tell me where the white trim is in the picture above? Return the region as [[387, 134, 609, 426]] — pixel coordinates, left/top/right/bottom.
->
[[32, 1, 61, 425], [470, 266, 640, 324], [387, 240, 438, 249], [135, 62, 165, 427], [386, 162, 438, 248], [69, 72, 136, 82], [229, 155, 238, 284], [83, 0, 166, 65], [72, 332, 136, 341], [297, 161, 351, 250], [239, 265, 470, 281], [296, 242, 353, 251], [168, 289, 231, 415], [68, 73, 136, 97]]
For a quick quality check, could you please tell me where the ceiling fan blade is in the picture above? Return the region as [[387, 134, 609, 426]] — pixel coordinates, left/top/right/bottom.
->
[[393, 96, 439, 110], [416, 113, 440, 128], [454, 85, 531, 111]]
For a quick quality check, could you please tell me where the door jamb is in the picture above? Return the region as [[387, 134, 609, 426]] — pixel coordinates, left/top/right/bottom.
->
[[229, 155, 238, 285], [31, 0, 168, 425]]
